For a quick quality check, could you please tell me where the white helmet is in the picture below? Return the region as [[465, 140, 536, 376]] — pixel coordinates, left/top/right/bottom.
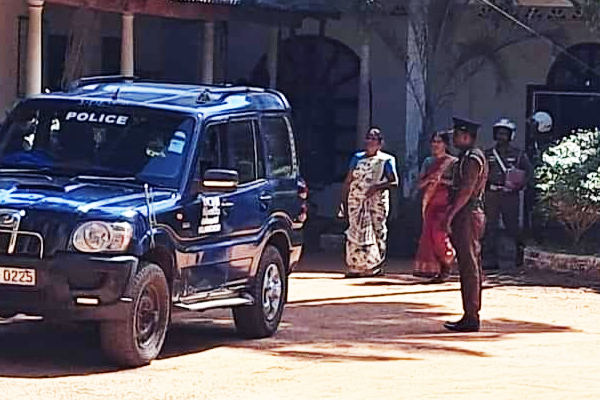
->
[[493, 118, 516, 141], [531, 111, 553, 133]]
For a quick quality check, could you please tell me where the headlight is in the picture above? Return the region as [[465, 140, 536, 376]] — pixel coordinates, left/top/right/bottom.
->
[[72, 221, 133, 253]]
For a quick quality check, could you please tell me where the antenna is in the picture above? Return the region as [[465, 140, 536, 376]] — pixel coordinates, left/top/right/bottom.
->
[[112, 87, 121, 101], [144, 183, 157, 248]]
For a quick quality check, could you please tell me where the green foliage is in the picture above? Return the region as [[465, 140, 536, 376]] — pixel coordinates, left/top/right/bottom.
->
[[535, 129, 600, 244]]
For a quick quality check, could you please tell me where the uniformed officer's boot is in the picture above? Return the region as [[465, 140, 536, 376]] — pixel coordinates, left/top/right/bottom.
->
[[444, 316, 480, 332]]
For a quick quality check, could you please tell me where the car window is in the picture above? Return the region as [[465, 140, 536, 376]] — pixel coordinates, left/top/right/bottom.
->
[[261, 116, 295, 178], [198, 124, 221, 178], [199, 120, 257, 184]]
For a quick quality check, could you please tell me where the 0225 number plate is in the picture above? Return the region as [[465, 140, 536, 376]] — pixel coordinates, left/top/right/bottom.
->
[[0, 267, 36, 286]]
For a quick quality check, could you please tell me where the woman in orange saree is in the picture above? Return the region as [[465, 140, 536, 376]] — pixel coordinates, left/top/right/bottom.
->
[[413, 131, 457, 282]]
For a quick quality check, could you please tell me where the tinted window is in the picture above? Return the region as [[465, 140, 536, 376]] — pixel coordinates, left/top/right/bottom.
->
[[199, 120, 257, 184], [262, 116, 294, 178], [0, 100, 195, 188]]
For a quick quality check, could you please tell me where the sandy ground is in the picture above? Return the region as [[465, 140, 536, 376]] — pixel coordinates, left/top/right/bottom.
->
[[0, 254, 599, 400]]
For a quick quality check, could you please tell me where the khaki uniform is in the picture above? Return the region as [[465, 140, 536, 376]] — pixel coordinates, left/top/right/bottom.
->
[[451, 147, 489, 319], [483, 145, 533, 268]]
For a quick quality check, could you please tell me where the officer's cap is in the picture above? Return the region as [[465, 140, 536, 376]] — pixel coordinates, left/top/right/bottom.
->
[[452, 117, 480, 136]]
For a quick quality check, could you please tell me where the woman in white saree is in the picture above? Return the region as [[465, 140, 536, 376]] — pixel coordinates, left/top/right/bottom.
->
[[339, 127, 399, 278]]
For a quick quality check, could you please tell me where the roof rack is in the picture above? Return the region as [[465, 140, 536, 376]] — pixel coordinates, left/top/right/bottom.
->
[[195, 87, 257, 104], [193, 87, 289, 109], [60, 75, 289, 109], [67, 75, 266, 92], [67, 75, 139, 92]]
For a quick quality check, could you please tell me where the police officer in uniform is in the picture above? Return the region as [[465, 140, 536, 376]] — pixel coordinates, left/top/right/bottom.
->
[[443, 117, 489, 333], [483, 118, 533, 270]]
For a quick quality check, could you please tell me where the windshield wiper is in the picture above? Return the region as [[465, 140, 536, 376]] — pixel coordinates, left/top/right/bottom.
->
[[0, 167, 54, 181], [70, 174, 173, 190], [70, 174, 147, 187]]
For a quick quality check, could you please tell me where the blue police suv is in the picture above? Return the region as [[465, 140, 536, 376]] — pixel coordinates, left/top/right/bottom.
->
[[0, 76, 307, 367]]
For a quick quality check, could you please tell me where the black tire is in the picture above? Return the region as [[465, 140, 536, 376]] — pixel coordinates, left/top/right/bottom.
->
[[233, 245, 287, 339], [100, 263, 170, 367]]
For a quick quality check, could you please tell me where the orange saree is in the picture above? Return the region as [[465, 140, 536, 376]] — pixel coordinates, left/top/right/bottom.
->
[[413, 155, 457, 279]]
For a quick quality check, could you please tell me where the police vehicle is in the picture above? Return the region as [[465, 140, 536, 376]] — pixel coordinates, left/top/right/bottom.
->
[[0, 76, 307, 367]]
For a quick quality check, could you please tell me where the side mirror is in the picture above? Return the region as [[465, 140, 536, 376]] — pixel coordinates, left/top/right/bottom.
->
[[201, 169, 239, 191]]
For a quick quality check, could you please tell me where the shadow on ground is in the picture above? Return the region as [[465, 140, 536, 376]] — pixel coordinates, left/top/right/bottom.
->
[[223, 299, 573, 361], [483, 268, 600, 294], [0, 278, 574, 379], [298, 251, 600, 294]]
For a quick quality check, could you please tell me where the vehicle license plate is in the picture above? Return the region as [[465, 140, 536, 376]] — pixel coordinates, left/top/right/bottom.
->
[[0, 267, 36, 286]]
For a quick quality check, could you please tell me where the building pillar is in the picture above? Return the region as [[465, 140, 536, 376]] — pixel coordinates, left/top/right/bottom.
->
[[121, 12, 135, 76], [357, 20, 371, 147], [26, 0, 44, 96], [203, 21, 215, 84], [268, 26, 279, 89]]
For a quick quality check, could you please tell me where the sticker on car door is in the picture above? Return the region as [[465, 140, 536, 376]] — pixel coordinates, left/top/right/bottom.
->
[[198, 196, 221, 234]]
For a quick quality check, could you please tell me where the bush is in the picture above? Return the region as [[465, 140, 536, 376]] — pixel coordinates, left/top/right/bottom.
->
[[535, 128, 600, 246]]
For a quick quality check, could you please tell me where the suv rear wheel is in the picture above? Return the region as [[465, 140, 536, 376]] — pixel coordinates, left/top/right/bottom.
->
[[100, 263, 170, 367], [233, 245, 287, 338]]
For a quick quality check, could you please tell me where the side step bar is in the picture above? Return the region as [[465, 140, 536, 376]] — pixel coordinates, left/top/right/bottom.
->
[[174, 297, 253, 312]]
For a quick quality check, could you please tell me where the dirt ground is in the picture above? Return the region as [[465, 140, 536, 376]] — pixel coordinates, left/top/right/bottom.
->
[[1, 254, 599, 400]]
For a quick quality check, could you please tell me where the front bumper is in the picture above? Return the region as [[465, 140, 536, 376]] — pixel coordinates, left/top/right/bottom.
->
[[0, 253, 138, 321]]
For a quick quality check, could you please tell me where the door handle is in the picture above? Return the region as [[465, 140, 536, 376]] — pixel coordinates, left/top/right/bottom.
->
[[220, 201, 234, 208], [259, 193, 272, 212]]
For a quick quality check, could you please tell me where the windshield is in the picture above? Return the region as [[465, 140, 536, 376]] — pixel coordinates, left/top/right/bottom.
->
[[0, 100, 195, 188]]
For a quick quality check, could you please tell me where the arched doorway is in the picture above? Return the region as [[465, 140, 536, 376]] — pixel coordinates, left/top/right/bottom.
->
[[251, 35, 360, 188], [547, 42, 600, 87]]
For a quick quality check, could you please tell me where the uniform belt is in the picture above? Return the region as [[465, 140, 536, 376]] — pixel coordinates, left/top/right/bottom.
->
[[488, 184, 520, 193]]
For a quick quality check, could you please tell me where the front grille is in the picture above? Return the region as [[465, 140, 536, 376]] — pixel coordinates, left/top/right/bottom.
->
[[0, 285, 44, 304], [0, 220, 71, 258]]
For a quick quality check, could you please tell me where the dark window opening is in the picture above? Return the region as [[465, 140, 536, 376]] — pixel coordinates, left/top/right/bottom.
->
[[102, 37, 121, 75], [47, 34, 68, 92], [547, 42, 600, 88], [199, 120, 258, 184], [262, 116, 294, 179]]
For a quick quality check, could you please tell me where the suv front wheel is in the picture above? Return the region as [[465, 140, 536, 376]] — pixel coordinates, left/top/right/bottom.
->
[[100, 263, 170, 367], [233, 245, 287, 338]]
